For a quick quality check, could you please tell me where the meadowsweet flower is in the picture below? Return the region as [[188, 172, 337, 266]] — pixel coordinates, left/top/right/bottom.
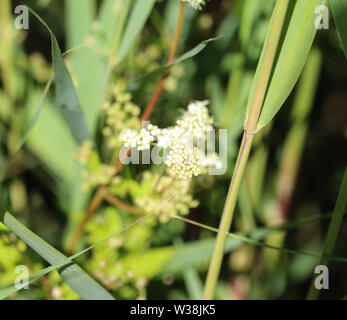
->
[[120, 127, 155, 150], [119, 100, 222, 179], [165, 145, 202, 179], [182, 0, 207, 10], [176, 100, 213, 133], [120, 129, 139, 148], [137, 128, 155, 151]]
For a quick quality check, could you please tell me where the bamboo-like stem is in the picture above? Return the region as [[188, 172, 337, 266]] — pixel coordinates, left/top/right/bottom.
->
[[203, 132, 253, 298], [244, 1, 289, 134], [0, 0, 15, 100], [203, 0, 289, 300], [67, 2, 186, 254]]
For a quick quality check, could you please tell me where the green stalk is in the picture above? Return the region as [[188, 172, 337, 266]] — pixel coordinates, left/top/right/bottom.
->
[[203, 132, 253, 299], [111, 0, 132, 62], [0, 0, 16, 100], [203, 0, 289, 299], [276, 48, 322, 221], [306, 167, 347, 300]]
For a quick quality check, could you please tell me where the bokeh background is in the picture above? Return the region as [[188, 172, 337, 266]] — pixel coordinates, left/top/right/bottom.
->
[[0, 0, 346, 300]]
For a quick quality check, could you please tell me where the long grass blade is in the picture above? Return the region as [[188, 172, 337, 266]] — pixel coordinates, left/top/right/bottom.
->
[[29, 8, 90, 145], [116, 0, 157, 62], [0, 212, 114, 300], [329, 0, 347, 58], [256, 0, 325, 128]]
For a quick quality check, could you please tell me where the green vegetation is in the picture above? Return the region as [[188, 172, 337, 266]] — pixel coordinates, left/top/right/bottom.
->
[[0, 0, 346, 300]]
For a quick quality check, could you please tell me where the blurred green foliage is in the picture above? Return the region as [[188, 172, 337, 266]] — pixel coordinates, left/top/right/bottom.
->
[[0, 0, 346, 300]]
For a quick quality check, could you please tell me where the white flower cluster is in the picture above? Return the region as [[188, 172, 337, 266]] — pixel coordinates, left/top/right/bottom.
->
[[182, 0, 207, 10], [166, 145, 202, 179], [120, 101, 222, 179], [177, 100, 213, 132], [120, 124, 160, 151]]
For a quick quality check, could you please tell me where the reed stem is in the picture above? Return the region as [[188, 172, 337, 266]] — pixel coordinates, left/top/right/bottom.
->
[[203, 0, 289, 299]]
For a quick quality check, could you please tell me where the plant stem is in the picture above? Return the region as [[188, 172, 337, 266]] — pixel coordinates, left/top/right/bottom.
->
[[100, 186, 144, 215], [203, 0, 289, 299], [0, 0, 15, 100], [245, 0, 289, 134], [306, 167, 347, 300], [140, 1, 186, 121], [67, 190, 103, 254], [203, 132, 253, 299]]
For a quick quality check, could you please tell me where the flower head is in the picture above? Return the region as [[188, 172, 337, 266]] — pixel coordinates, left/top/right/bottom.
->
[[176, 100, 213, 133], [182, 0, 207, 10], [119, 100, 222, 180]]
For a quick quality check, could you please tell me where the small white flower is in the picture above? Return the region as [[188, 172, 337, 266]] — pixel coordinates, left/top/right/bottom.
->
[[120, 129, 139, 148], [166, 145, 202, 179], [137, 128, 154, 150], [120, 127, 155, 150], [182, 0, 207, 10], [176, 100, 213, 133]]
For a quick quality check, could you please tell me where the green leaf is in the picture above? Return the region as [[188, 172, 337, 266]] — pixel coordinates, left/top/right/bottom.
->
[[15, 74, 54, 154], [183, 268, 203, 300], [0, 75, 53, 180], [0, 212, 151, 299], [2, 208, 345, 299], [65, 0, 95, 49], [130, 38, 219, 91], [329, 0, 347, 58], [123, 247, 175, 279], [0, 260, 75, 300], [25, 90, 87, 213], [65, 0, 132, 132], [0, 212, 114, 300], [256, 0, 325, 128], [239, 0, 262, 49], [162, 237, 244, 274], [116, 0, 157, 61], [29, 8, 90, 145], [291, 48, 323, 121]]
